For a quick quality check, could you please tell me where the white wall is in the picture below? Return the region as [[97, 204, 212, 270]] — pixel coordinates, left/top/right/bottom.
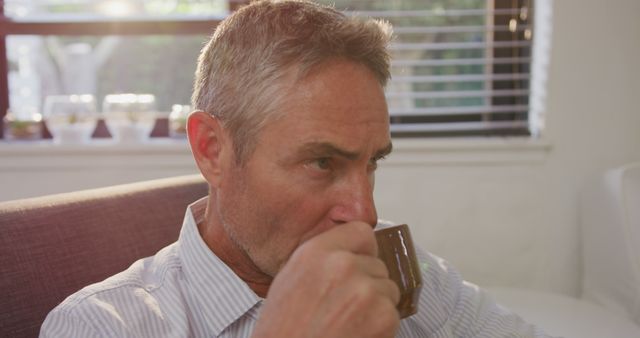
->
[[1, 0, 638, 297], [0, 141, 199, 201], [376, 0, 640, 296]]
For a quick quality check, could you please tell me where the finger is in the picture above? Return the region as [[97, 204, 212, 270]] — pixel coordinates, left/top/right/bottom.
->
[[346, 274, 401, 310], [329, 254, 400, 304], [376, 277, 401, 306], [351, 255, 389, 279], [310, 221, 378, 256]]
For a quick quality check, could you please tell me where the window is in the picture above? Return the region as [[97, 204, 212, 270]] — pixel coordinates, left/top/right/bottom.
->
[[0, 0, 533, 139], [0, 0, 235, 138], [320, 0, 533, 137]]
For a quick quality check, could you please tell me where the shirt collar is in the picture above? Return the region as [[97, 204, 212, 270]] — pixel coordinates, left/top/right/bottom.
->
[[178, 197, 262, 336]]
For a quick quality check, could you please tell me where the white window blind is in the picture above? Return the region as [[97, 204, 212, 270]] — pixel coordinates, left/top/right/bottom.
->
[[327, 0, 534, 137]]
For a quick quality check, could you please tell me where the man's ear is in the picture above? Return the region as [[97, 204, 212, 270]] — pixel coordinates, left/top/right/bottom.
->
[[187, 111, 230, 188]]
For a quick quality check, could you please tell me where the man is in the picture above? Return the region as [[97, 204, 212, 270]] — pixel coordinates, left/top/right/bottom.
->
[[41, 1, 551, 337]]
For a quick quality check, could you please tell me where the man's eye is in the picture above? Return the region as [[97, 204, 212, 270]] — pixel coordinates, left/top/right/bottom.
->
[[312, 158, 331, 170]]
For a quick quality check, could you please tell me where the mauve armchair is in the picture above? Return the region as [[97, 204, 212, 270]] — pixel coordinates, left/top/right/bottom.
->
[[0, 175, 208, 338]]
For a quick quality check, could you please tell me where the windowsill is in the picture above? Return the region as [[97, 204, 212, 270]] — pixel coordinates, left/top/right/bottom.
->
[[0, 138, 190, 155], [0, 137, 552, 168], [0, 138, 193, 170], [385, 137, 552, 166]]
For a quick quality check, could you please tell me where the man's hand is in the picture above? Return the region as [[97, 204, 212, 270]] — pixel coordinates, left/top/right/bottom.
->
[[252, 222, 401, 338]]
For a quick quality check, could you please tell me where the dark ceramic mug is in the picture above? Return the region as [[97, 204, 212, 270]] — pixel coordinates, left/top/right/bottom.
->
[[375, 223, 423, 318]]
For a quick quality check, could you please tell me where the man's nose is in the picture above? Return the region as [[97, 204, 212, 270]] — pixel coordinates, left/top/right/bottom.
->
[[330, 173, 378, 227]]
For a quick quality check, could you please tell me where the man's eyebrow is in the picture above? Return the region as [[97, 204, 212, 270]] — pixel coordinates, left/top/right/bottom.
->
[[298, 142, 359, 160], [297, 141, 393, 160]]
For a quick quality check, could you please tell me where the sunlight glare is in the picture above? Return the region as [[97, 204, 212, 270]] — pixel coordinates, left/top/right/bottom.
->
[[98, 0, 136, 17]]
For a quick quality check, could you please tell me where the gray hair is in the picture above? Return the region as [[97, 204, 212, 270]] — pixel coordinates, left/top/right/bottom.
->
[[192, 0, 393, 163]]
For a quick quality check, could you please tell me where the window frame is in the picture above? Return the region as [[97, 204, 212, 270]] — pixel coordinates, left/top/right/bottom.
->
[[0, 0, 531, 139], [0, 1, 243, 138]]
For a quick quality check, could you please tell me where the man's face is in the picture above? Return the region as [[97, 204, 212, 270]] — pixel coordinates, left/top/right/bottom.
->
[[217, 60, 392, 277]]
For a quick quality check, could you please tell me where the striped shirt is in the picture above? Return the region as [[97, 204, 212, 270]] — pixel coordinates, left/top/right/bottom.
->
[[41, 198, 551, 337]]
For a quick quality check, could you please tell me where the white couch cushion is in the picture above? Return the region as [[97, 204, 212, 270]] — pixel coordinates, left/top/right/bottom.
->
[[487, 287, 640, 338], [581, 162, 640, 324]]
